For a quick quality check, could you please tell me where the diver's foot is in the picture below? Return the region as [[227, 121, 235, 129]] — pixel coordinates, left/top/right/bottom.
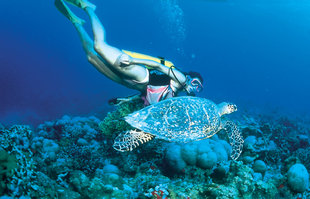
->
[[64, 0, 96, 10], [55, 0, 85, 25]]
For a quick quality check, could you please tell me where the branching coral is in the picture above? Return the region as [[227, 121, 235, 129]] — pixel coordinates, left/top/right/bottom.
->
[[0, 125, 37, 197], [34, 116, 106, 175], [205, 161, 278, 198], [293, 148, 310, 172], [237, 114, 308, 167]]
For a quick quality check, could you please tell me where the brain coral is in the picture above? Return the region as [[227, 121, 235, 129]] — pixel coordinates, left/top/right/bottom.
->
[[165, 136, 231, 172]]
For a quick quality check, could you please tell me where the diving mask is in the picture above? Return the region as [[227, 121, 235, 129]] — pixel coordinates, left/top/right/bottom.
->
[[191, 77, 203, 92], [185, 76, 203, 94]]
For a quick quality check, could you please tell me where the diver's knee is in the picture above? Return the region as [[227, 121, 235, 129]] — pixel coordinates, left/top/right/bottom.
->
[[94, 41, 104, 54]]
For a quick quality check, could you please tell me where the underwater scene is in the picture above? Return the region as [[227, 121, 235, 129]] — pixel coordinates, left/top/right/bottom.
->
[[1, 0, 310, 198]]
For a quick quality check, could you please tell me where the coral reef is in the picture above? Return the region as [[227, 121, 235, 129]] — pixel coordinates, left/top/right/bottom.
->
[[0, 125, 37, 197], [0, 101, 309, 198]]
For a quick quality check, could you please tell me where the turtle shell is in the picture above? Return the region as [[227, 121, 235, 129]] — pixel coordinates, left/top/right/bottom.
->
[[124, 96, 221, 142]]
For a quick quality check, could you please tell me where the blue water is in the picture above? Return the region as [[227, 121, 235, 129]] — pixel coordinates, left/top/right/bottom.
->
[[1, 0, 310, 125]]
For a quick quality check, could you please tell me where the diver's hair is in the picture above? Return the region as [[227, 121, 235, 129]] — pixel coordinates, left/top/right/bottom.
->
[[184, 71, 204, 84], [149, 70, 204, 86]]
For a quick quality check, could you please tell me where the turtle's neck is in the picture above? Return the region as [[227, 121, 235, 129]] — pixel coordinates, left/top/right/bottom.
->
[[217, 102, 229, 116]]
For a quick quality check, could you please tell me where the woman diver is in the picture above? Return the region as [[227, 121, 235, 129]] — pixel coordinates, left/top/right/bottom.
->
[[54, 0, 204, 106]]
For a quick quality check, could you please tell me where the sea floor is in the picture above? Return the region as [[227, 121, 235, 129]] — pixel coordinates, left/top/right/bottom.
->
[[0, 101, 309, 199]]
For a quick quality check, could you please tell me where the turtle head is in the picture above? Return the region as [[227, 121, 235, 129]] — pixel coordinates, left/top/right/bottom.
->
[[218, 102, 237, 116]]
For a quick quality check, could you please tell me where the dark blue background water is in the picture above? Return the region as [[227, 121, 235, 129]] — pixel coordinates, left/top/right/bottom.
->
[[1, 0, 310, 126]]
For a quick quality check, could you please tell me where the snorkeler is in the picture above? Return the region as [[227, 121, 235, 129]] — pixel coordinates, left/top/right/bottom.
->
[[54, 0, 204, 105]]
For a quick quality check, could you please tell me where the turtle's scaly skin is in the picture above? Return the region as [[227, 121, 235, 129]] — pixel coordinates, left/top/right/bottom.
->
[[125, 97, 221, 142]]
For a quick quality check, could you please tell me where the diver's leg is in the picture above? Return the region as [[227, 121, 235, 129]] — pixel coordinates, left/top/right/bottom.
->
[[55, 0, 124, 84], [55, 0, 85, 25], [64, 0, 96, 10], [73, 23, 124, 84], [84, 7, 123, 66], [84, 7, 149, 83], [84, 7, 149, 84]]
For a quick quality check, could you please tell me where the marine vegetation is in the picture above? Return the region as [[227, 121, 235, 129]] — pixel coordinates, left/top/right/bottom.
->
[[99, 97, 144, 137]]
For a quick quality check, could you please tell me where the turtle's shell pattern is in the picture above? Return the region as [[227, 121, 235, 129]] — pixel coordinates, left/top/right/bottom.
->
[[125, 96, 221, 142]]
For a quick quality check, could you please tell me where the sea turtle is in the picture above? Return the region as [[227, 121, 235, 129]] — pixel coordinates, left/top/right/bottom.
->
[[113, 96, 244, 160]]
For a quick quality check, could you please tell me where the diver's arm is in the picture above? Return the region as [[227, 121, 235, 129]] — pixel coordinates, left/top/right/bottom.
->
[[119, 55, 199, 94], [108, 93, 141, 106], [130, 58, 187, 87]]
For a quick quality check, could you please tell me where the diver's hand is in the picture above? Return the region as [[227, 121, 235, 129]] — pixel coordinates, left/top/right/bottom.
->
[[119, 54, 132, 67], [108, 97, 131, 106]]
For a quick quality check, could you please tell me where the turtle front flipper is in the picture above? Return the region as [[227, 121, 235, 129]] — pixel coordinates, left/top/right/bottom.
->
[[222, 120, 244, 160], [113, 130, 154, 152]]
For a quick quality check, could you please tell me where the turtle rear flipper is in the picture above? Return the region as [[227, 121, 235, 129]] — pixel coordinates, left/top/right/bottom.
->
[[113, 130, 154, 152], [222, 120, 244, 160]]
